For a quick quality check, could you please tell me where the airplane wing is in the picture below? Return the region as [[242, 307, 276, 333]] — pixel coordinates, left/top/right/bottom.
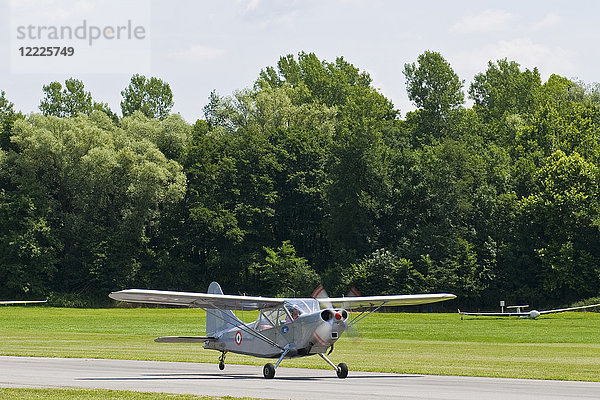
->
[[539, 303, 600, 315], [109, 289, 285, 311], [0, 300, 47, 305], [319, 293, 456, 309], [458, 310, 530, 317]]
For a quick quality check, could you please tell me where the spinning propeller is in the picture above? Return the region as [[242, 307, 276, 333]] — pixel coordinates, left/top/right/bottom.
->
[[311, 284, 362, 341]]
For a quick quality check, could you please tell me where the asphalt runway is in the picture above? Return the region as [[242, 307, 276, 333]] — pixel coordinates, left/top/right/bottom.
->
[[2, 356, 600, 400]]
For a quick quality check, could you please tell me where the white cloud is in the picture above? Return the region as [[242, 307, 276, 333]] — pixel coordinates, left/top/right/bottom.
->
[[454, 38, 576, 80], [239, 0, 261, 13], [9, 0, 122, 23], [168, 45, 226, 63], [531, 12, 561, 31], [451, 9, 516, 34], [235, 0, 310, 29]]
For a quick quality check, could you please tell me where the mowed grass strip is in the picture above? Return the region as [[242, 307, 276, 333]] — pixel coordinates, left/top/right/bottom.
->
[[0, 387, 251, 400], [1, 307, 599, 381]]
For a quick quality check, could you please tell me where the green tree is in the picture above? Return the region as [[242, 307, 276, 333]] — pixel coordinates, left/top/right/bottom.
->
[[39, 78, 117, 122], [203, 90, 234, 130], [39, 78, 93, 117], [1, 143, 58, 298], [342, 249, 425, 295], [252, 86, 335, 263], [251, 241, 320, 297], [0, 91, 22, 150], [92, 102, 120, 124], [6, 112, 186, 297], [181, 85, 339, 291], [469, 59, 541, 123], [121, 74, 174, 120], [519, 151, 600, 301], [257, 52, 398, 264], [120, 112, 190, 161], [403, 51, 464, 142]]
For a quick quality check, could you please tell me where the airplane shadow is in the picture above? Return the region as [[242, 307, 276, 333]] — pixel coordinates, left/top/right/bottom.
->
[[78, 372, 417, 382]]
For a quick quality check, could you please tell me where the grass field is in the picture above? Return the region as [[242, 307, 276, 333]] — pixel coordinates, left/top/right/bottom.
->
[[0, 388, 249, 400], [1, 307, 599, 382]]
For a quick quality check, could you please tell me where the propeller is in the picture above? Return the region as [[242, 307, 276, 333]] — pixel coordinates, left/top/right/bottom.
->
[[311, 284, 363, 307], [311, 284, 362, 342], [311, 284, 332, 308]]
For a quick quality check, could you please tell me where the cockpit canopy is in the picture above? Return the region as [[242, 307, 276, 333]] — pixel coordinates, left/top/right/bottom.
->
[[285, 298, 320, 314], [255, 298, 320, 331]]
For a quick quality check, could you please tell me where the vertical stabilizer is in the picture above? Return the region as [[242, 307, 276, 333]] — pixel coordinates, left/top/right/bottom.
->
[[206, 282, 241, 336]]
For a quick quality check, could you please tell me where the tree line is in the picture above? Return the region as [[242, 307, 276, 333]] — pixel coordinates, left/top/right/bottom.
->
[[1, 51, 600, 308]]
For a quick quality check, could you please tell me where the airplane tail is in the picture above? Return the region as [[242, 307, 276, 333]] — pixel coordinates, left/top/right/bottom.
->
[[206, 282, 242, 336]]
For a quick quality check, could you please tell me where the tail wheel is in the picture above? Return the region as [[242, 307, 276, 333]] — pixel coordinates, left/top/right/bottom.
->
[[218, 352, 226, 370], [263, 363, 276, 379], [336, 362, 348, 379]]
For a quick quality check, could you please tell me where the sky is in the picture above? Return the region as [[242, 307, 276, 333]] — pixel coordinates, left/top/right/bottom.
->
[[1, 0, 599, 122]]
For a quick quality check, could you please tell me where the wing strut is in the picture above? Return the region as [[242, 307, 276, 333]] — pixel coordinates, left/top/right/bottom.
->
[[347, 303, 385, 328]]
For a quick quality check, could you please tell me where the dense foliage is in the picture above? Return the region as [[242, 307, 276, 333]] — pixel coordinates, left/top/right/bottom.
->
[[1, 52, 600, 308]]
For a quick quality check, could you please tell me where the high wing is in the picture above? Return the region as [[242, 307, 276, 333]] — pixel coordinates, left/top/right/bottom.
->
[[0, 300, 46, 305], [320, 293, 456, 309], [539, 303, 600, 315], [109, 289, 285, 311]]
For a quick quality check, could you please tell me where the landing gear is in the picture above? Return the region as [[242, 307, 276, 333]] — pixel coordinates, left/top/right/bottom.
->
[[262, 344, 291, 379], [336, 362, 348, 379], [319, 353, 349, 379], [218, 352, 226, 370], [263, 363, 275, 379]]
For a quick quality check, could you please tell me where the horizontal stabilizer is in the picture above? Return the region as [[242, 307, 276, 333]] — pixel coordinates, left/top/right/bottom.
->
[[154, 336, 216, 343]]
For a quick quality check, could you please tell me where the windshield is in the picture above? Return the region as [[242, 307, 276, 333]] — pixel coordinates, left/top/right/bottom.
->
[[284, 299, 320, 314]]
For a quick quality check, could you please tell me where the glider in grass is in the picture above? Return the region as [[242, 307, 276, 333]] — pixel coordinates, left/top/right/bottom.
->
[[459, 303, 600, 319]]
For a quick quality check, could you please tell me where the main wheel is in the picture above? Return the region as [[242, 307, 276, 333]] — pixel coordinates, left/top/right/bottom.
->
[[263, 363, 276, 379], [218, 361, 225, 370], [336, 362, 348, 379]]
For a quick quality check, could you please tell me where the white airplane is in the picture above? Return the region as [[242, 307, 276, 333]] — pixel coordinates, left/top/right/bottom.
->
[[110, 282, 456, 379], [458, 303, 600, 319], [0, 300, 47, 305]]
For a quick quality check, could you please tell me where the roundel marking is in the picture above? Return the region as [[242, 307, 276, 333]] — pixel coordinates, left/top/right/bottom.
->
[[281, 325, 289, 334], [235, 330, 242, 345]]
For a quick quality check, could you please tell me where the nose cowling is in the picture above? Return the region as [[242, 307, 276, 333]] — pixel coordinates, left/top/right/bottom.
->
[[321, 309, 348, 323], [313, 308, 347, 346]]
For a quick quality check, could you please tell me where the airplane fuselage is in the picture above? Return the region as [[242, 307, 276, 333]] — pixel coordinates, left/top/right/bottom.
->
[[204, 308, 347, 358]]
